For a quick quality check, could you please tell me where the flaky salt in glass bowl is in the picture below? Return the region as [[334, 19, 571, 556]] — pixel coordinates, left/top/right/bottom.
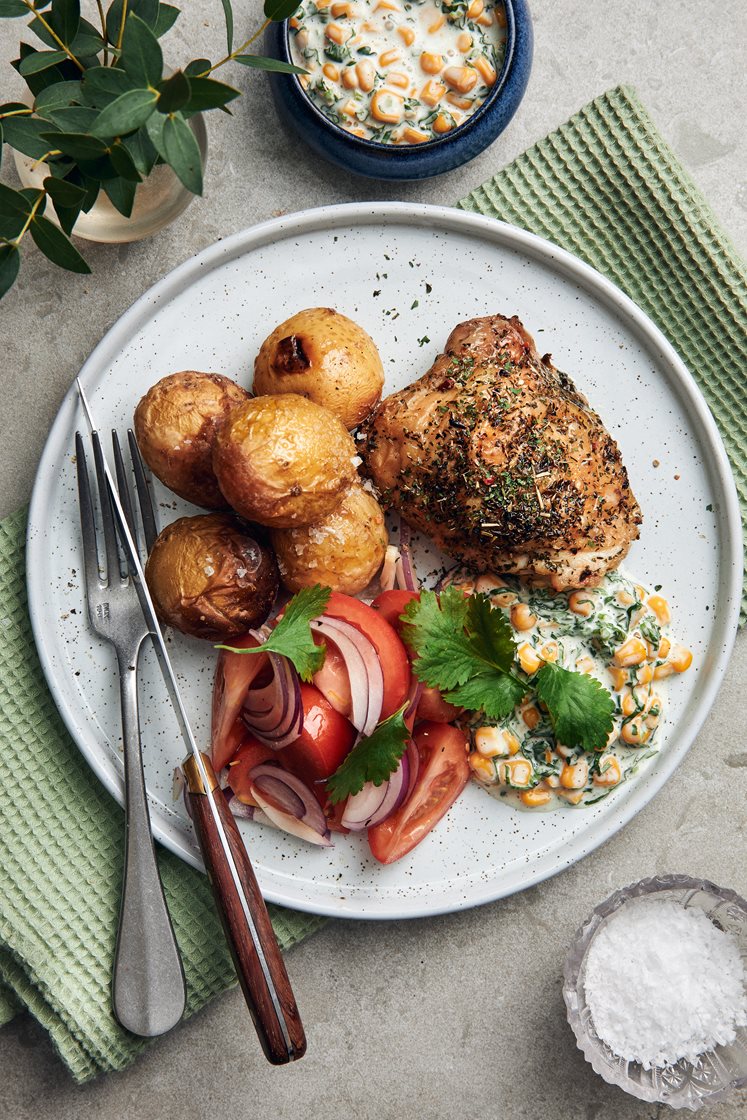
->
[[563, 875, 747, 1111]]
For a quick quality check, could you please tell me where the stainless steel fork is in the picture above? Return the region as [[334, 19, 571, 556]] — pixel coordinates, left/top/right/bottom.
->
[[75, 426, 186, 1037]]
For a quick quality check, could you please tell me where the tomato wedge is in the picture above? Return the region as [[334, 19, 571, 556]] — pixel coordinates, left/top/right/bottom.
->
[[226, 734, 275, 805], [416, 685, 462, 724], [368, 722, 470, 864], [370, 589, 419, 635], [211, 634, 268, 772], [324, 591, 411, 719], [280, 683, 356, 790]]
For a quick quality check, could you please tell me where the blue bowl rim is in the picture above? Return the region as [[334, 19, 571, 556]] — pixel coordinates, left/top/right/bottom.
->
[[276, 0, 522, 156]]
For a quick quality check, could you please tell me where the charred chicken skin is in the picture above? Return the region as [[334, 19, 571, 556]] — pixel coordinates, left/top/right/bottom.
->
[[360, 314, 642, 590]]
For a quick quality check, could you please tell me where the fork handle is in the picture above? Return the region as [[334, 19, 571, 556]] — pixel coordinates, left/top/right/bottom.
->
[[183, 753, 306, 1065], [112, 650, 186, 1036]]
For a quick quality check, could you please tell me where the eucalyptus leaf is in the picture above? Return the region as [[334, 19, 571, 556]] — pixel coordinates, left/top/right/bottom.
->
[[0, 244, 20, 301], [13, 44, 68, 97], [68, 21, 105, 57], [30, 212, 90, 272], [182, 75, 239, 113], [4, 116, 59, 159], [108, 139, 141, 180], [34, 80, 82, 113], [45, 105, 98, 131], [120, 13, 163, 87], [80, 176, 100, 211], [106, 0, 159, 42], [27, 17, 58, 48], [220, 0, 233, 54], [50, 201, 80, 234], [122, 124, 158, 175], [234, 54, 305, 74], [80, 65, 134, 107], [0, 0, 28, 17], [18, 50, 69, 77], [263, 0, 302, 21], [43, 130, 107, 160], [184, 58, 210, 77], [157, 68, 189, 113], [153, 3, 179, 37], [161, 113, 201, 194], [0, 182, 36, 238], [103, 174, 136, 216], [19, 187, 47, 210], [91, 87, 158, 137], [0, 100, 31, 115], [42, 173, 87, 206], [50, 0, 80, 46]]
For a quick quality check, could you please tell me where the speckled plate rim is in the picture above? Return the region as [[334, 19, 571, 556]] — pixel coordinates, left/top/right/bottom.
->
[[26, 202, 743, 920]]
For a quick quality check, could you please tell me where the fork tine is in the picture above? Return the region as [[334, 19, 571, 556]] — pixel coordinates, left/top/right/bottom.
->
[[128, 429, 159, 554], [91, 429, 122, 585], [112, 431, 137, 543], [75, 432, 102, 590]]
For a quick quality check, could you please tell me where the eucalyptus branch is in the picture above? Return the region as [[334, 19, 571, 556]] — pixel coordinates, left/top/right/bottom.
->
[[95, 0, 109, 65], [12, 191, 45, 247], [115, 0, 129, 54], [203, 17, 271, 75], [0, 108, 33, 120], [22, 0, 85, 72], [30, 149, 61, 170]]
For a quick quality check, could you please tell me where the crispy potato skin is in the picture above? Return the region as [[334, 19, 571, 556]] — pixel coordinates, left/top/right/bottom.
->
[[212, 393, 358, 528], [134, 371, 250, 509], [144, 513, 278, 640], [271, 485, 388, 595], [253, 307, 384, 429]]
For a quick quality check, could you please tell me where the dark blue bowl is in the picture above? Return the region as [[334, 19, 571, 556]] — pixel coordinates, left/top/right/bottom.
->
[[265, 0, 533, 181]]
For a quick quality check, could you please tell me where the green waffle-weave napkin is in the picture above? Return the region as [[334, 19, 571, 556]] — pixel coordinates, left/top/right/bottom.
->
[[458, 86, 747, 615], [1, 85, 746, 1085]]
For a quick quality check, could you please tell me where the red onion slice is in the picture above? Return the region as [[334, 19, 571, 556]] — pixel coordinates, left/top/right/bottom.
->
[[314, 616, 384, 736], [396, 518, 418, 592], [311, 620, 369, 731], [341, 780, 389, 830], [248, 764, 332, 847], [241, 650, 303, 749], [341, 750, 411, 830]]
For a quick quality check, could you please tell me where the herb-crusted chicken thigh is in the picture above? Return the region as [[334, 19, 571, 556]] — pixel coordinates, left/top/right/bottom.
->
[[360, 314, 642, 590]]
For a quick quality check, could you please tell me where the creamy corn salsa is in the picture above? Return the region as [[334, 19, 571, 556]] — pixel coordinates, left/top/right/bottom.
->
[[289, 0, 507, 144], [455, 569, 693, 810]]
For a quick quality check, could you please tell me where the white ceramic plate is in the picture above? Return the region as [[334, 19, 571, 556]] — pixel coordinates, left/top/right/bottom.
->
[[27, 203, 742, 919]]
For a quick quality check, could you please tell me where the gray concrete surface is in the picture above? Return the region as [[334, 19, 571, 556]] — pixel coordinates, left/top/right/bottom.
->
[[1, 1, 745, 1117]]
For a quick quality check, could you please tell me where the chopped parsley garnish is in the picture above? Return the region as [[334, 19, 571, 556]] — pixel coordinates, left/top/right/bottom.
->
[[217, 585, 330, 682], [327, 706, 410, 802]]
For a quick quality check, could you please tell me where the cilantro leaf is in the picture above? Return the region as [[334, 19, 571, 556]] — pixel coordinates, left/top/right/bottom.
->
[[400, 586, 473, 690], [326, 706, 410, 803], [401, 587, 524, 716], [535, 661, 615, 752], [217, 584, 331, 682], [446, 671, 525, 721]]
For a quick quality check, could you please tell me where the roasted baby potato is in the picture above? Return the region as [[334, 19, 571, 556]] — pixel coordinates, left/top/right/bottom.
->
[[271, 484, 387, 595], [254, 308, 384, 430], [212, 393, 359, 528], [145, 513, 278, 640], [134, 371, 250, 509]]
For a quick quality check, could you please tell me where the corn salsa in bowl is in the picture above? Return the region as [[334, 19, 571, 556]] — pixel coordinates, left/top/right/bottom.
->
[[263, 0, 533, 178], [289, 0, 508, 145]]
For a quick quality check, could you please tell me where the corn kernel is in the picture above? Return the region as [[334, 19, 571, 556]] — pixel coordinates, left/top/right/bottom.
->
[[497, 757, 532, 788], [469, 753, 495, 780], [518, 642, 541, 675], [325, 22, 346, 43], [322, 62, 340, 81], [620, 718, 650, 745], [473, 55, 496, 86], [569, 590, 595, 617], [575, 656, 594, 675], [428, 13, 445, 32], [561, 759, 588, 789], [637, 663, 655, 685], [521, 787, 552, 807], [607, 666, 627, 691], [442, 65, 478, 93], [557, 788, 584, 805], [522, 705, 540, 730], [670, 645, 693, 673], [647, 595, 671, 625], [457, 31, 472, 51], [398, 26, 415, 46], [593, 755, 622, 787], [420, 51, 444, 74], [511, 602, 537, 631], [420, 80, 445, 107], [540, 640, 559, 663], [613, 636, 648, 668]]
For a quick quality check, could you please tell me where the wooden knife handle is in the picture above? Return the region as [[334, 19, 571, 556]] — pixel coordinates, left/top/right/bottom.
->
[[183, 753, 306, 1065]]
